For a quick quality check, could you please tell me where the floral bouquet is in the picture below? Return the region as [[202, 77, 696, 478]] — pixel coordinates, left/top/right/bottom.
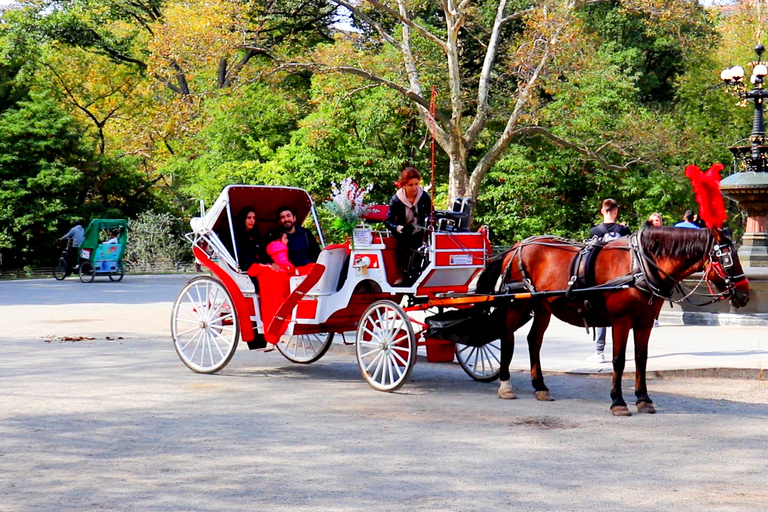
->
[[323, 178, 373, 236]]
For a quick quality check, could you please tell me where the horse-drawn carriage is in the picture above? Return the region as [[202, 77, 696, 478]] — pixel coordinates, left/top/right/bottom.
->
[[171, 185, 504, 391], [172, 170, 750, 413]]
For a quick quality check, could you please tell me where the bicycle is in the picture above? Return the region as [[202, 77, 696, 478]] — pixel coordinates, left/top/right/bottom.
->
[[53, 239, 77, 280]]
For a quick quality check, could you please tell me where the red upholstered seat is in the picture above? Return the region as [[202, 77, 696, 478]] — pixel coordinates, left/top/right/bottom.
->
[[362, 205, 389, 222]]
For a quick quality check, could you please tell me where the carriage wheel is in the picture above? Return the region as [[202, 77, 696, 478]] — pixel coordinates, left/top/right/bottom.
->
[[79, 261, 95, 283], [171, 276, 239, 374], [455, 339, 502, 382], [276, 332, 335, 364], [109, 263, 124, 282], [53, 258, 67, 281], [355, 300, 416, 392]]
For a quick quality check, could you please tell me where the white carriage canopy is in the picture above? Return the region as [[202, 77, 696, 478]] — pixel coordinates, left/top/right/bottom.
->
[[194, 185, 318, 241]]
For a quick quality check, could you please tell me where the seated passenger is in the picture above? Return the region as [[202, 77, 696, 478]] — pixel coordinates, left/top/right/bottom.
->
[[264, 231, 295, 273], [275, 206, 321, 267], [105, 230, 120, 244], [234, 207, 262, 271], [384, 167, 432, 285]]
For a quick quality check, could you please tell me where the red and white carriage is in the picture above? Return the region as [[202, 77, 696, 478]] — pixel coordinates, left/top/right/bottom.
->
[[171, 185, 503, 391]]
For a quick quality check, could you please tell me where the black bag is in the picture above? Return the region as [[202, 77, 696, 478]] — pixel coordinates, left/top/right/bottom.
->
[[425, 306, 504, 347]]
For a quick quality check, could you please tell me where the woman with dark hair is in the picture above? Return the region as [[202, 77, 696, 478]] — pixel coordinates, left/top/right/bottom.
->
[[234, 206, 261, 271], [384, 167, 432, 284]]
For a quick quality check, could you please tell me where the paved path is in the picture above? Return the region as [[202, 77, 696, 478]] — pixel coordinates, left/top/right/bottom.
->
[[1, 275, 767, 511], [1, 274, 766, 376]]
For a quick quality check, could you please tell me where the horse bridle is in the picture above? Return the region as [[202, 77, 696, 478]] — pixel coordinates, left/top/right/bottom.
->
[[704, 238, 747, 299], [634, 231, 746, 305]]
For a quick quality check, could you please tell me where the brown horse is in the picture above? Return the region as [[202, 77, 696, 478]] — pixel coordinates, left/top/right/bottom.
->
[[477, 226, 750, 416]]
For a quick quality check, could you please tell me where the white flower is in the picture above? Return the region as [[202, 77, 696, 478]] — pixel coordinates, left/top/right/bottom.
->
[[324, 178, 373, 232]]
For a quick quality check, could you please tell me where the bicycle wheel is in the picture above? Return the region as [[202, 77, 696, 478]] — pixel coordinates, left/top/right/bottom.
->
[[53, 258, 68, 280], [79, 261, 95, 283], [109, 263, 124, 282]]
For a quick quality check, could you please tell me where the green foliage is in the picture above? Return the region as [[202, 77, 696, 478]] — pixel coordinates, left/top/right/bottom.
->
[[124, 211, 190, 271], [0, 91, 158, 266]]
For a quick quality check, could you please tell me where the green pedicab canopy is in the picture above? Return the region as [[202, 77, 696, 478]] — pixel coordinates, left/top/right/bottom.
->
[[80, 219, 129, 263]]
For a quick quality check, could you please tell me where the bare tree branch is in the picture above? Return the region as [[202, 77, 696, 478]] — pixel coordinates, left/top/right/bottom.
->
[[515, 126, 640, 170], [331, 0, 401, 49], [468, 19, 562, 199], [364, 0, 449, 52]]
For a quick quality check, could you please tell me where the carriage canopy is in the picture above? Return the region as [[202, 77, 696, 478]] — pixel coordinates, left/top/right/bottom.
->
[[192, 185, 317, 239]]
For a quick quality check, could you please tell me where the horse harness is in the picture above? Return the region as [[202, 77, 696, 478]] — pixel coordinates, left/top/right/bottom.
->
[[497, 230, 743, 327]]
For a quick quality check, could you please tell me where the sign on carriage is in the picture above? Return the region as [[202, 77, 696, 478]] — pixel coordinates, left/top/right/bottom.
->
[[352, 226, 373, 247], [450, 254, 473, 265]]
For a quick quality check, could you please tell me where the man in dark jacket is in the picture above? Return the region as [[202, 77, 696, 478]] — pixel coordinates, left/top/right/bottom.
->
[[274, 206, 321, 267]]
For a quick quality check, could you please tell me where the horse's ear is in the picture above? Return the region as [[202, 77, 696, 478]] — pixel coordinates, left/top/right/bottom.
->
[[711, 227, 728, 244]]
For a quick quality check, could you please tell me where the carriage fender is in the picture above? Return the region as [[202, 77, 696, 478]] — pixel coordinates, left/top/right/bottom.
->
[[192, 246, 256, 342]]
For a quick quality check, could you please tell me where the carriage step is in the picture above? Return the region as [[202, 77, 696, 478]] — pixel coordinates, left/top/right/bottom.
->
[[247, 337, 267, 350]]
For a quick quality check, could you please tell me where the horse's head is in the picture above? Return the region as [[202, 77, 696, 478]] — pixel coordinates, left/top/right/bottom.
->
[[704, 228, 750, 308]]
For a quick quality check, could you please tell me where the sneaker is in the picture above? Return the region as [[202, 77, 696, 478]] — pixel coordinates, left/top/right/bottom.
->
[[586, 352, 608, 364]]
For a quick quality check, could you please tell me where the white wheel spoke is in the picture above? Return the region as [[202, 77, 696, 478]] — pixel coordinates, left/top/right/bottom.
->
[[371, 352, 385, 381], [389, 353, 404, 379], [180, 328, 203, 352], [175, 316, 200, 326], [391, 348, 409, 366], [175, 325, 200, 337], [359, 347, 381, 359], [365, 350, 384, 373]]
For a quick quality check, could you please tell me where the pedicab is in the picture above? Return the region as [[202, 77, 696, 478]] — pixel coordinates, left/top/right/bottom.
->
[[171, 185, 508, 391], [77, 219, 128, 283]]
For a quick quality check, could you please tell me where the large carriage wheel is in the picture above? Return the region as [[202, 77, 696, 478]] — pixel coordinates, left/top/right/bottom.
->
[[276, 332, 334, 364], [355, 300, 416, 392], [171, 276, 239, 374], [79, 261, 95, 283], [53, 258, 68, 281], [109, 263, 124, 282], [455, 339, 502, 382]]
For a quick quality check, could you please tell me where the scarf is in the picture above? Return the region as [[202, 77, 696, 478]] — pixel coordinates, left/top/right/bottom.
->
[[396, 186, 423, 226]]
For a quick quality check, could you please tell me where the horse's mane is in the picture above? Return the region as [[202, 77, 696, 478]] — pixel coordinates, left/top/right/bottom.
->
[[639, 227, 713, 267]]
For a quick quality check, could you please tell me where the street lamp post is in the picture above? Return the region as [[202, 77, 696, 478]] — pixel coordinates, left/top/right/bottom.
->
[[720, 44, 768, 267]]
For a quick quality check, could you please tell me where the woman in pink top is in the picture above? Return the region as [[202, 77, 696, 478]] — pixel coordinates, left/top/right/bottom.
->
[[266, 231, 294, 272]]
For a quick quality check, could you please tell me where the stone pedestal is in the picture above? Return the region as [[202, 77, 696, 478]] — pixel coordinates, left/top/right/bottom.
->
[[720, 171, 768, 267]]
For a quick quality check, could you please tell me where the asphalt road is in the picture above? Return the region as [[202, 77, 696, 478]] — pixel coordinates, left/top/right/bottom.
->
[[1, 275, 767, 511]]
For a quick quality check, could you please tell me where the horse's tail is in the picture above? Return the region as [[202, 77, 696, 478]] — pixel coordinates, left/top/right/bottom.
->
[[476, 252, 507, 294]]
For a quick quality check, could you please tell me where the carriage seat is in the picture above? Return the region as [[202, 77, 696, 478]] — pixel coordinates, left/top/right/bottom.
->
[[290, 245, 348, 295]]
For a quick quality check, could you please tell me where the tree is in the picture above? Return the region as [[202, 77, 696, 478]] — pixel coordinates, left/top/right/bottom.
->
[[270, 0, 713, 211], [0, 91, 157, 267]]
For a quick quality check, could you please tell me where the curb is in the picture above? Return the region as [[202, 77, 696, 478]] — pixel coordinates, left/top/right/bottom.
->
[[564, 367, 766, 380]]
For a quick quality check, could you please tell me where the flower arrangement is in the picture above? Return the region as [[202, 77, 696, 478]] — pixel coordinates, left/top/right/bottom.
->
[[323, 178, 373, 236]]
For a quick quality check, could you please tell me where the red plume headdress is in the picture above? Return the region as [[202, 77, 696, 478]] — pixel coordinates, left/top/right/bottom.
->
[[684, 163, 727, 229]]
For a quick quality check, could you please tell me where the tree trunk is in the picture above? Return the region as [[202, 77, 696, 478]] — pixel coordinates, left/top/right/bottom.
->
[[447, 149, 468, 208]]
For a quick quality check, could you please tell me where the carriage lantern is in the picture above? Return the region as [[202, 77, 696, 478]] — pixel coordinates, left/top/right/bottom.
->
[[719, 43, 768, 267]]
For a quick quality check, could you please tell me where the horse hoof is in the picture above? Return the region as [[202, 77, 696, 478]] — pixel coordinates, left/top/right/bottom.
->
[[534, 390, 555, 401], [498, 381, 516, 400], [637, 402, 656, 414], [611, 405, 632, 417]]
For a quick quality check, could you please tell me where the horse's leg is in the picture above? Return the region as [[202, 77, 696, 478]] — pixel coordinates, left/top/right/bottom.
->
[[633, 322, 656, 414], [527, 307, 554, 401], [609, 322, 633, 416], [498, 304, 525, 400]]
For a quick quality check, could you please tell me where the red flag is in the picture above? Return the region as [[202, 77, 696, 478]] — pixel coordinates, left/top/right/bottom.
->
[[684, 163, 727, 229]]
